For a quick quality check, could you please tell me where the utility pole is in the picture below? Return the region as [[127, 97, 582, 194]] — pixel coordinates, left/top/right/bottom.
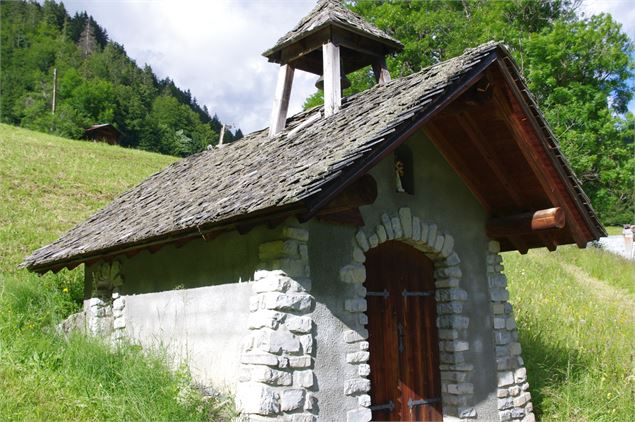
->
[[52, 68, 57, 114]]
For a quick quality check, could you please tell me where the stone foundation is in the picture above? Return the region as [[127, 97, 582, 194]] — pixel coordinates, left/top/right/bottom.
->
[[237, 223, 317, 421], [487, 241, 535, 422]]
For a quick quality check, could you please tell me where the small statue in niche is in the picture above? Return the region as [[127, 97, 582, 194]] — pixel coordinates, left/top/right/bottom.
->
[[395, 159, 406, 193]]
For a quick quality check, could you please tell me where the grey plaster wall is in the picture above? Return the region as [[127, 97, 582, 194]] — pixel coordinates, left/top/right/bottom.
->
[[85, 225, 281, 297], [308, 130, 499, 420], [123, 283, 252, 393]]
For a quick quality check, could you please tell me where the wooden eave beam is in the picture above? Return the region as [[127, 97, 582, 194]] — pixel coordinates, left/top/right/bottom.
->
[[493, 58, 593, 247], [486, 207, 565, 238]]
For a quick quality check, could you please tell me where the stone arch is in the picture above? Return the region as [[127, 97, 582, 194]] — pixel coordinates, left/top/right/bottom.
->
[[340, 207, 476, 421]]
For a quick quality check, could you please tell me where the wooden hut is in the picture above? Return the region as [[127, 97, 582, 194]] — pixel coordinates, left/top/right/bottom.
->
[[83, 124, 120, 145]]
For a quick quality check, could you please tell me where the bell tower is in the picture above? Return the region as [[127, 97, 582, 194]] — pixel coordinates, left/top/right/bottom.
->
[[263, 0, 403, 137]]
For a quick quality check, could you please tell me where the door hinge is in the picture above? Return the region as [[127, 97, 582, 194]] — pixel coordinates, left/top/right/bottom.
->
[[370, 400, 395, 412], [367, 289, 389, 298], [408, 397, 442, 409], [402, 289, 434, 297]]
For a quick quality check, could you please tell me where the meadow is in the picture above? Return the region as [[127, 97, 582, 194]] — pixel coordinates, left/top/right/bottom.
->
[[0, 124, 632, 420]]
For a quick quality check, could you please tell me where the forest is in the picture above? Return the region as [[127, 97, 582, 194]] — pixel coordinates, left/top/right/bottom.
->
[[306, 0, 634, 225], [0, 0, 242, 157]]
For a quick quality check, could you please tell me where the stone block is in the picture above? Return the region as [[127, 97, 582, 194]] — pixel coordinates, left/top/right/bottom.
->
[[112, 297, 125, 311], [514, 392, 531, 407], [412, 216, 421, 240], [340, 264, 366, 284], [492, 303, 505, 314], [285, 316, 312, 333], [498, 371, 514, 387], [261, 292, 312, 312], [435, 278, 460, 289], [381, 214, 394, 239], [344, 378, 371, 395], [236, 382, 280, 415], [510, 408, 525, 419], [358, 364, 370, 377], [355, 230, 370, 252], [345, 298, 367, 313], [399, 208, 412, 238], [447, 383, 473, 395], [521, 382, 530, 391], [355, 284, 367, 297], [255, 330, 300, 354], [391, 216, 403, 238], [495, 331, 512, 345], [359, 341, 369, 351], [497, 357, 512, 370], [438, 315, 469, 329], [488, 240, 501, 253], [420, 222, 429, 243], [376, 225, 387, 243], [458, 407, 477, 418], [282, 227, 309, 242], [509, 385, 520, 396], [346, 408, 371, 422], [445, 340, 469, 352], [494, 317, 506, 330], [288, 355, 312, 368], [249, 310, 285, 330], [438, 329, 459, 339], [304, 392, 317, 411], [500, 410, 512, 421], [440, 371, 468, 383], [437, 302, 463, 315], [358, 313, 368, 325], [497, 389, 509, 398], [433, 234, 445, 253], [291, 415, 316, 422], [250, 366, 292, 386], [358, 394, 371, 408], [445, 252, 461, 266], [281, 389, 305, 412], [259, 240, 299, 260], [498, 397, 513, 410], [293, 370, 314, 388], [509, 342, 522, 356], [368, 234, 379, 248], [427, 223, 438, 246], [278, 356, 289, 368], [346, 351, 370, 364], [506, 318, 517, 330], [352, 246, 366, 263], [113, 317, 125, 330], [441, 234, 455, 257], [522, 413, 536, 422], [253, 274, 292, 294], [515, 367, 527, 383], [299, 334, 313, 354], [268, 258, 307, 279]]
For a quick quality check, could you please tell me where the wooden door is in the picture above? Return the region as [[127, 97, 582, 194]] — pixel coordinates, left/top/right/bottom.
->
[[365, 241, 442, 421]]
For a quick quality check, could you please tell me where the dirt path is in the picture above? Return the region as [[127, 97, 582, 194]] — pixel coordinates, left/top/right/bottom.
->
[[561, 263, 635, 316]]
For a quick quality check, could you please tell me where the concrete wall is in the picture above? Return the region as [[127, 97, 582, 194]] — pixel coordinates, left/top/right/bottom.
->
[[308, 130, 499, 420], [123, 283, 251, 393]]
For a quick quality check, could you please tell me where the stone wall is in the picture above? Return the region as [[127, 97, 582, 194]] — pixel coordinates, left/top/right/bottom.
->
[[487, 241, 535, 422], [237, 223, 317, 421]]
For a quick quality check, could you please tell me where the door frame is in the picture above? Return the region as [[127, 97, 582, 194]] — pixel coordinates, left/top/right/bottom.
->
[[339, 208, 476, 421]]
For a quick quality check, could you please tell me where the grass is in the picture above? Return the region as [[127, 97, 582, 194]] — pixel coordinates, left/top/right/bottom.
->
[[1, 123, 633, 420], [0, 124, 233, 420], [504, 247, 634, 421]]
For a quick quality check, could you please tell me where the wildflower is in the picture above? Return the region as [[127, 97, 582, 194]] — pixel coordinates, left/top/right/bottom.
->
[[63, 287, 69, 293]]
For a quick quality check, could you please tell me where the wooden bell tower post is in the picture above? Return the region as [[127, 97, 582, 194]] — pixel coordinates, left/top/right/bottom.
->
[[262, 0, 403, 137]]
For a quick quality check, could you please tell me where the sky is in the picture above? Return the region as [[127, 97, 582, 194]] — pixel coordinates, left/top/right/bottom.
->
[[61, 0, 635, 135]]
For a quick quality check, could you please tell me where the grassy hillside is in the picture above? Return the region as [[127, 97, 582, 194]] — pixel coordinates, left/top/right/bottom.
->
[[0, 124, 633, 420], [0, 124, 232, 420]]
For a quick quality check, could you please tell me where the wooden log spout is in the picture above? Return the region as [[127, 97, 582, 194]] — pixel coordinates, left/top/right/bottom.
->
[[487, 207, 565, 238]]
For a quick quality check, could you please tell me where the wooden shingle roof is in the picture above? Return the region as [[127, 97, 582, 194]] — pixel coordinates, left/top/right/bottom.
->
[[262, 0, 403, 61], [22, 42, 604, 272]]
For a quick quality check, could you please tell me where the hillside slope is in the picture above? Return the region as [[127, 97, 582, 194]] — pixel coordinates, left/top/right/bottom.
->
[[0, 124, 232, 420], [0, 124, 632, 420]]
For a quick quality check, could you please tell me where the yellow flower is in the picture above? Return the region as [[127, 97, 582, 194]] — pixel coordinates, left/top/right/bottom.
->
[[63, 287, 69, 293]]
